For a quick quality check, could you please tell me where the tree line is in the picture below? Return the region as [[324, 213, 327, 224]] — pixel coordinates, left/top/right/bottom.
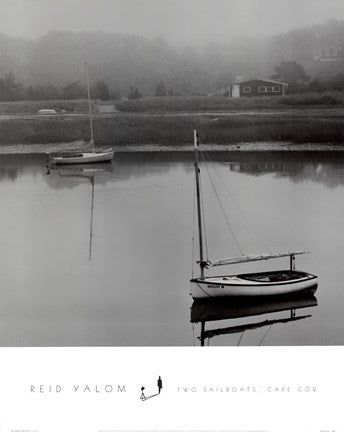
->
[[0, 73, 184, 101], [0, 72, 116, 101], [1, 63, 344, 102], [271, 60, 344, 93]]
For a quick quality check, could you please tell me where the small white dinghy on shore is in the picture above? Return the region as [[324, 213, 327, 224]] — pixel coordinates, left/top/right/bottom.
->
[[190, 130, 318, 299], [49, 63, 114, 166]]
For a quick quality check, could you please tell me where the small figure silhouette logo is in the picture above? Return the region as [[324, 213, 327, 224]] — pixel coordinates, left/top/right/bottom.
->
[[140, 386, 146, 401], [140, 376, 163, 401]]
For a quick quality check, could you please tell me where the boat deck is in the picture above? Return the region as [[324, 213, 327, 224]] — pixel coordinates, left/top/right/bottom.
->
[[239, 270, 311, 283], [196, 270, 316, 286]]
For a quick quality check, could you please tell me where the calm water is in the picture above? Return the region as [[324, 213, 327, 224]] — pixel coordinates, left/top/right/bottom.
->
[[0, 151, 344, 346]]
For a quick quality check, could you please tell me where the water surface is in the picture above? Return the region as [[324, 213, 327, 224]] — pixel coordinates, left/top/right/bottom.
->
[[0, 151, 343, 346]]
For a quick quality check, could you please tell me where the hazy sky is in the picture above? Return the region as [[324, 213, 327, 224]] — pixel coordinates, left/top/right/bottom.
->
[[1, 0, 344, 44]]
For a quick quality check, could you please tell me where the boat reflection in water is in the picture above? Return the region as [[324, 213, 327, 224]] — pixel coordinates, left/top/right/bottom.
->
[[47, 163, 113, 261], [191, 287, 318, 346]]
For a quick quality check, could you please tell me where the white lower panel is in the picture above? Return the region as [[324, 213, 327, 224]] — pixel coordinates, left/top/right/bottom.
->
[[0, 347, 341, 432]]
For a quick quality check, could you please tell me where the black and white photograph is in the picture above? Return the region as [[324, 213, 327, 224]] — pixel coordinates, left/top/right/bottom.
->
[[1, 0, 343, 348], [0, 0, 344, 347], [1, 0, 344, 429]]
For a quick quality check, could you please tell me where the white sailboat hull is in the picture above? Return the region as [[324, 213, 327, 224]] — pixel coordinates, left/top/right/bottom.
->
[[190, 270, 318, 299], [51, 149, 114, 165]]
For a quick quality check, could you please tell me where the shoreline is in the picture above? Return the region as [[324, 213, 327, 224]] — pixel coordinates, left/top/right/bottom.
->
[[0, 141, 344, 155]]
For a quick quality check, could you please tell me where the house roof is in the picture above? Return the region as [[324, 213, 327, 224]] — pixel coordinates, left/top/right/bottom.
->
[[234, 79, 288, 86]]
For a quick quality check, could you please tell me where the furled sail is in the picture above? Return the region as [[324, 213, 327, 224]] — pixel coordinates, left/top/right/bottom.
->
[[205, 251, 310, 268]]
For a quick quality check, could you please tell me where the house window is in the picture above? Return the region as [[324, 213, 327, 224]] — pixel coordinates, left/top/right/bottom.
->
[[258, 85, 280, 93], [243, 86, 251, 93]]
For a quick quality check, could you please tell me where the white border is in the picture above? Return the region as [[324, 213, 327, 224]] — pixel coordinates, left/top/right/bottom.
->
[[0, 346, 342, 431]]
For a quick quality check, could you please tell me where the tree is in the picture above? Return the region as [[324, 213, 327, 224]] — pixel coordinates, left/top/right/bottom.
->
[[26, 85, 37, 100], [308, 79, 327, 93], [0, 71, 24, 101], [110, 87, 121, 100], [271, 61, 309, 84], [92, 81, 111, 101], [26, 84, 60, 100], [155, 80, 167, 97], [167, 86, 175, 96], [62, 81, 86, 99], [214, 72, 234, 90], [329, 74, 344, 91], [127, 85, 142, 100]]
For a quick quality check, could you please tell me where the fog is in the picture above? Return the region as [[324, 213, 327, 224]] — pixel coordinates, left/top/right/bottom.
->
[[1, 0, 344, 44]]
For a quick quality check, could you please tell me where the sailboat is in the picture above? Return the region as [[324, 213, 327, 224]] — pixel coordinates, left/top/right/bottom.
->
[[49, 63, 114, 165], [190, 130, 318, 299]]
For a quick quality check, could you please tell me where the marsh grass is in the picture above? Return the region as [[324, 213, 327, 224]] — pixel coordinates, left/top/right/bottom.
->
[[116, 92, 344, 112], [1, 92, 343, 116], [1, 112, 344, 146]]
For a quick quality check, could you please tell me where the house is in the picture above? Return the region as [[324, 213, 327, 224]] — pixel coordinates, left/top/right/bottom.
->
[[230, 79, 288, 98]]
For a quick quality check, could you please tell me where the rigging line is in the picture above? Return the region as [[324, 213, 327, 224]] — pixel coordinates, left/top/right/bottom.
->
[[203, 149, 271, 252], [203, 150, 272, 253], [258, 323, 273, 346], [201, 152, 244, 256], [237, 330, 245, 346]]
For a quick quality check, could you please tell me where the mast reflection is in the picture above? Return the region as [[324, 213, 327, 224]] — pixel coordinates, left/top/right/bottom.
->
[[48, 163, 113, 261]]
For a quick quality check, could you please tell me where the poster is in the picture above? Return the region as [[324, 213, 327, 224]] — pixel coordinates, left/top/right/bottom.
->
[[0, 0, 343, 431]]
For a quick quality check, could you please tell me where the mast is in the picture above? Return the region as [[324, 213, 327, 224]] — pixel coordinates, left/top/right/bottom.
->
[[85, 62, 95, 152], [194, 129, 205, 279]]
